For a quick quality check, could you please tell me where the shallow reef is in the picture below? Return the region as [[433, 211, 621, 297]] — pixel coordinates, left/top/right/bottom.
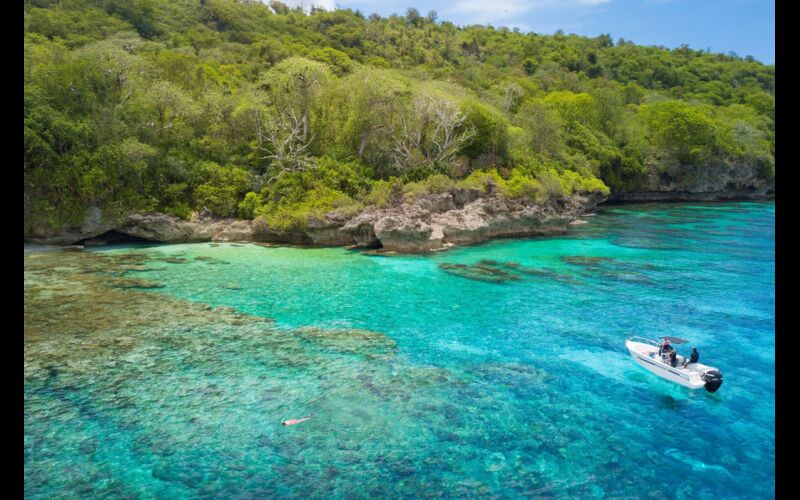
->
[[438, 259, 574, 284], [561, 255, 660, 285], [438, 262, 521, 283], [24, 201, 775, 499], [26, 250, 562, 497]]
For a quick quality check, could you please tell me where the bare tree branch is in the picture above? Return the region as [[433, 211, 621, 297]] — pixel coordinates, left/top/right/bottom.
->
[[392, 92, 473, 171], [255, 107, 314, 183]]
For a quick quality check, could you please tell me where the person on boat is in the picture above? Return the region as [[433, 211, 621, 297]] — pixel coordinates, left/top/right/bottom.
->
[[658, 339, 674, 356], [669, 350, 678, 367], [683, 347, 699, 368]]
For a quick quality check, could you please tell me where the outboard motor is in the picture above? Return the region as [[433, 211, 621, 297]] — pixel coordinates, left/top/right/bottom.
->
[[703, 369, 723, 393]]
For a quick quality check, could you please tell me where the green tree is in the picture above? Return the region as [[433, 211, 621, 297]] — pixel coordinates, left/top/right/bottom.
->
[[193, 162, 252, 216], [638, 101, 719, 165]]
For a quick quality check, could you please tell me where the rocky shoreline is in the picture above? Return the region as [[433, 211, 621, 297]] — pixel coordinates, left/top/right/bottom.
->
[[25, 188, 604, 253], [24, 186, 773, 253], [607, 189, 774, 203], [607, 162, 775, 203]]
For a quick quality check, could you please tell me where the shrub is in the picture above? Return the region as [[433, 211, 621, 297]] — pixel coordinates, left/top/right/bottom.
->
[[363, 179, 393, 208], [578, 176, 611, 195], [238, 191, 261, 218], [404, 174, 455, 199], [455, 169, 509, 197], [598, 146, 648, 191], [362, 178, 406, 208], [543, 91, 599, 127], [558, 169, 610, 196], [256, 186, 361, 232], [159, 183, 192, 219], [536, 169, 566, 199], [193, 162, 252, 216], [460, 100, 510, 159], [507, 169, 545, 203], [261, 171, 310, 205], [312, 156, 373, 198], [401, 164, 439, 183], [163, 202, 192, 219]]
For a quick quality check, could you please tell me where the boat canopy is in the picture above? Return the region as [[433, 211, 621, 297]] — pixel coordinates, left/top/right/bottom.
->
[[659, 336, 689, 344]]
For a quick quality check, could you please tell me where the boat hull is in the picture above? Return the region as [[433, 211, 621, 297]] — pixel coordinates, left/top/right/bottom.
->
[[626, 340, 706, 389]]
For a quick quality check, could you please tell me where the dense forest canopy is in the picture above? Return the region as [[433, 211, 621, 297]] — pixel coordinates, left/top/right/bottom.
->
[[24, 0, 775, 233]]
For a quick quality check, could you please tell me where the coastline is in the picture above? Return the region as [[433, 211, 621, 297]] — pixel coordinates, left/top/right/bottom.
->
[[605, 191, 775, 204], [24, 190, 774, 254]]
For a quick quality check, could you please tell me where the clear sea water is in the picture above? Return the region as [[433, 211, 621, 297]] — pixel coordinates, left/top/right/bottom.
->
[[24, 201, 775, 498]]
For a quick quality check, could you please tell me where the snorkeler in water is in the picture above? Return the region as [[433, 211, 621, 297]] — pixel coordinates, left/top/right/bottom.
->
[[282, 415, 312, 426]]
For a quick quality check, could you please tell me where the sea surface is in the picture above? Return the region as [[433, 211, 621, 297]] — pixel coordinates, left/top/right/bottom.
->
[[24, 201, 775, 498]]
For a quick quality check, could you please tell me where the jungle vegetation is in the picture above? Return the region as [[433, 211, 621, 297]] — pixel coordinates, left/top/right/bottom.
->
[[24, 0, 775, 232]]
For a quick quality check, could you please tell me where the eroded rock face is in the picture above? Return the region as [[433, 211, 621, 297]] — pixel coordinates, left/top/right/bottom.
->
[[212, 220, 254, 242], [121, 213, 254, 243], [121, 213, 197, 242], [26, 210, 257, 246], [306, 212, 358, 246], [341, 191, 603, 252], [610, 162, 774, 202], [25, 206, 120, 245], [250, 211, 357, 247]]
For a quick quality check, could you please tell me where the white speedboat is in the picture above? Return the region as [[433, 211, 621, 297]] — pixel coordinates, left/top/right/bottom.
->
[[625, 336, 723, 392]]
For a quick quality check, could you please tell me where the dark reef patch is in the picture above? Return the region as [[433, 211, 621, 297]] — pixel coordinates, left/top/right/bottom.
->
[[438, 263, 520, 283], [561, 255, 660, 285], [109, 278, 166, 290], [439, 260, 574, 284]]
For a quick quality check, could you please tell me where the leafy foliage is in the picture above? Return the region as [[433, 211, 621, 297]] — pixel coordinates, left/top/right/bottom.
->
[[192, 162, 251, 217], [24, 0, 774, 233]]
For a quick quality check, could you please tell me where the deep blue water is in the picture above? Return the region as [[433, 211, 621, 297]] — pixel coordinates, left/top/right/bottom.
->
[[24, 201, 774, 498]]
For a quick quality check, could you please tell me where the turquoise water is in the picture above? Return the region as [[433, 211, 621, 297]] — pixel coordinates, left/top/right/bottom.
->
[[24, 201, 774, 498]]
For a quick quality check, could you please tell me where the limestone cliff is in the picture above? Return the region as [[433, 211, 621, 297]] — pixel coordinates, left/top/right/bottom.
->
[[609, 161, 774, 202]]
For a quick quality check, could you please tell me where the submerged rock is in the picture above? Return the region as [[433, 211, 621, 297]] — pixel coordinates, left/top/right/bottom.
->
[[562, 255, 660, 286], [108, 278, 165, 289], [562, 256, 615, 267], [121, 264, 153, 272], [293, 327, 398, 357], [439, 259, 574, 284], [438, 263, 520, 283], [213, 306, 237, 314], [163, 258, 187, 264]]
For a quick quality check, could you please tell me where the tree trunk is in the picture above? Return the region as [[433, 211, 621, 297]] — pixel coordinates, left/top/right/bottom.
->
[[358, 131, 368, 157]]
